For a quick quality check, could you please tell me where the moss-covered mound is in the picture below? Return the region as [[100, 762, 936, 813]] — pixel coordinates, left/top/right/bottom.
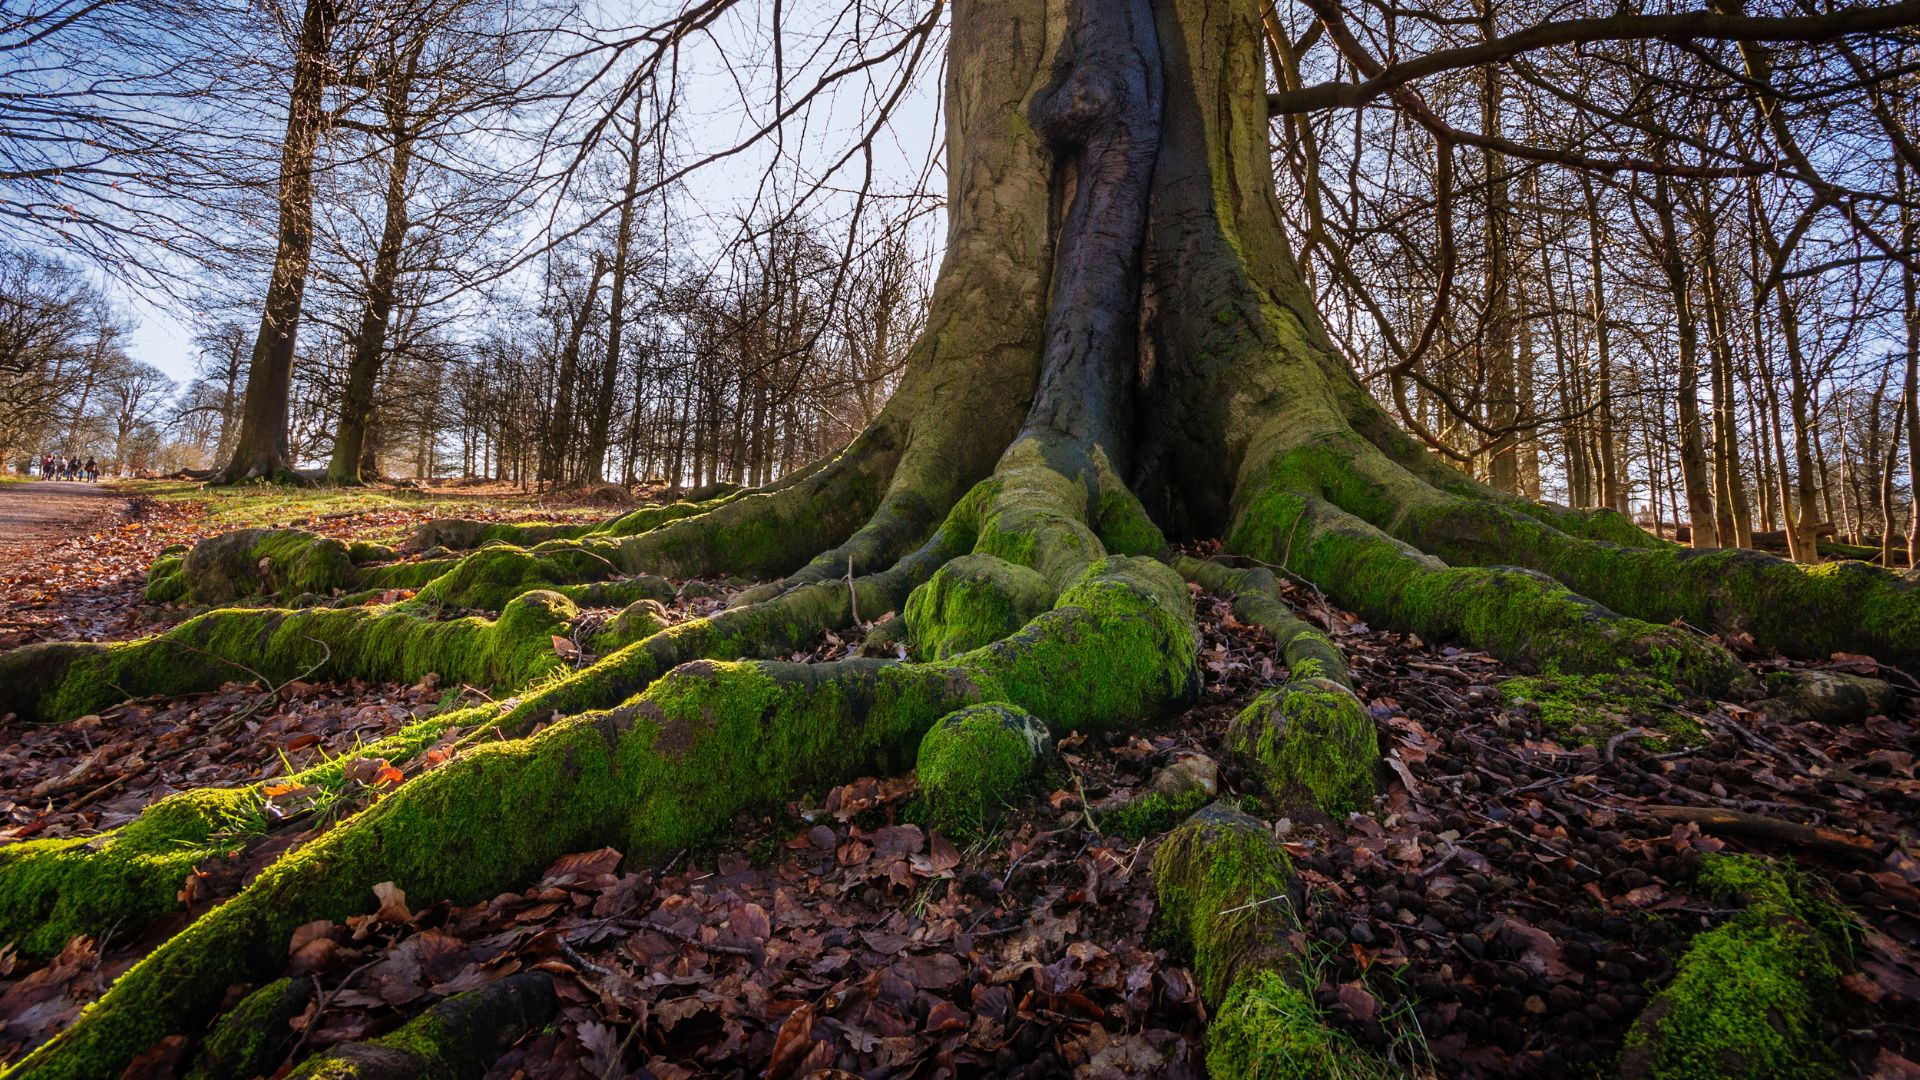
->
[[915, 703, 1050, 826], [285, 971, 555, 1079], [0, 787, 260, 958], [1619, 854, 1853, 1080], [181, 528, 358, 604], [904, 553, 1053, 658], [1226, 679, 1378, 815], [1152, 802, 1390, 1079], [186, 976, 313, 1080], [1151, 802, 1301, 1002], [1207, 969, 1390, 1080]]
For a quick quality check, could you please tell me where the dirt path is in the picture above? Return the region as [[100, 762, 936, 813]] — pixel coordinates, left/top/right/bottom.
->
[[0, 481, 127, 558]]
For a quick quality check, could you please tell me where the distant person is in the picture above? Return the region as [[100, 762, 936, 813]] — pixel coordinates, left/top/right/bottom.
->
[[40, 453, 52, 478], [84, 456, 97, 482], [66, 455, 80, 481]]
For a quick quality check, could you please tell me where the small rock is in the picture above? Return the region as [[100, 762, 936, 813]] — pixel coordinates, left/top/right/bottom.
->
[[1150, 752, 1219, 800]]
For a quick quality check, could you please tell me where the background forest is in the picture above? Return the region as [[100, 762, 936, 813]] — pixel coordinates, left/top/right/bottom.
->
[[1, 0, 1915, 560]]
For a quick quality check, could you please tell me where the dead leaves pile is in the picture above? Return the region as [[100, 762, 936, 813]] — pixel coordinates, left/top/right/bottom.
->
[[248, 784, 1204, 1080]]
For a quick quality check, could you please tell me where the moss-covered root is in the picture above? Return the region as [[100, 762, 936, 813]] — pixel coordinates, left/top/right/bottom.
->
[[1171, 556, 1349, 687], [1151, 804, 1389, 1079], [285, 972, 556, 1080], [1207, 971, 1392, 1080], [0, 540, 958, 960], [9, 557, 1195, 1080], [163, 528, 357, 605], [186, 976, 314, 1080], [1619, 854, 1848, 1080], [1400, 494, 1920, 671], [413, 488, 749, 552], [1226, 481, 1754, 697], [0, 590, 577, 725], [1227, 680, 1377, 816], [916, 703, 1050, 826], [1152, 802, 1301, 1003], [0, 787, 261, 959], [904, 553, 1052, 658]]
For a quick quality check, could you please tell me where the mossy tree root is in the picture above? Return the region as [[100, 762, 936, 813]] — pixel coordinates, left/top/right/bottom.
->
[[283, 972, 555, 1080], [1233, 431, 1920, 673], [9, 548, 1196, 1078], [1224, 467, 1754, 697], [1152, 802, 1389, 1079], [916, 703, 1051, 827], [1172, 557, 1378, 817], [1619, 854, 1851, 1079], [411, 485, 749, 551], [0, 591, 580, 726], [1389, 473, 1920, 671], [0, 516, 979, 962], [1171, 556, 1349, 687]]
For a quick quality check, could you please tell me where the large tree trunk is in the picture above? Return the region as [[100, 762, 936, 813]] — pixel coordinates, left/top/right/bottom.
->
[[215, 0, 336, 485], [11, 0, 1920, 1076]]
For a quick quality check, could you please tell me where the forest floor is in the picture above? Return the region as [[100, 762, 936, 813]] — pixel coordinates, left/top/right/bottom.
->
[[0, 485, 1916, 1078]]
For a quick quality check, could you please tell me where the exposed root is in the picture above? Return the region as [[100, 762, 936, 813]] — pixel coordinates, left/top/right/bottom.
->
[[0, 591, 578, 726], [412, 486, 746, 551], [1152, 802, 1389, 1079], [282, 972, 555, 1080], [915, 702, 1051, 827], [1225, 469, 1753, 696], [1172, 556, 1349, 687], [12, 540, 1194, 1078]]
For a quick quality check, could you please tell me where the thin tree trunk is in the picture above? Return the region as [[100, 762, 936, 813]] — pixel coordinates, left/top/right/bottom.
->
[[328, 80, 417, 485], [217, 0, 337, 483], [538, 255, 609, 488], [584, 96, 647, 485]]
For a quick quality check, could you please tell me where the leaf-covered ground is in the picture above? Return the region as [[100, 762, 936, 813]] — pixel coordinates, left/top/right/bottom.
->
[[0, 484, 1916, 1078]]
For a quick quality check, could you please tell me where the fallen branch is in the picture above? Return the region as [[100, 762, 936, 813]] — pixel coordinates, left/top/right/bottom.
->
[[1641, 804, 1880, 860]]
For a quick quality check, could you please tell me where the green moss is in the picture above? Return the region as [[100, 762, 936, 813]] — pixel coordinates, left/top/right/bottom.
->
[[8, 546, 1197, 1080], [186, 976, 311, 1080], [0, 786, 260, 958], [1620, 855, 1849, 1080], [0, 591, 577, 724], [1225, 472, 1751, 695], [1227, 680, 1377, 815], [1207, 970, 1390, 1080], [411, 541, 618, 610], [1499, 669, 1702, 747], [1095, 487, 1167, 556], [1152, 802, 1298, 1003], [591, 599, 671, 652], [1101, 787, 1210, 840], [344, 541, 396, 564], [1398, 491, 1920, 670], [550, 574, 675, 609], [903, 554, 1052, 659], [285, 971, 554, 1079], [915, 704, 1049, 827], [144, 554, 187, 603], [180, 528, 358, 604]]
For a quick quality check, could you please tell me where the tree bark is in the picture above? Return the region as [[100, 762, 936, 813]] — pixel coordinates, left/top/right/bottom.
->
[[584, 96, 649, 486], [328, 71, 418, 485], [538, 255, 608, 488], [216, 0, 337, 484]]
